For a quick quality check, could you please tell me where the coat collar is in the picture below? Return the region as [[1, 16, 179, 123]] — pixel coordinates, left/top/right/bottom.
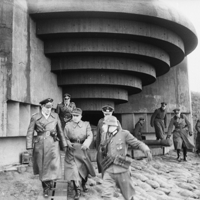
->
[[72, 120, 83, 128], [35, 111, 56, 120]]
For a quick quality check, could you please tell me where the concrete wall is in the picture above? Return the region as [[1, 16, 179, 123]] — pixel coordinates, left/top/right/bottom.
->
[[0, 137, 26, 166], [116, 58, 192, 137], [0, 0, 62, 165]]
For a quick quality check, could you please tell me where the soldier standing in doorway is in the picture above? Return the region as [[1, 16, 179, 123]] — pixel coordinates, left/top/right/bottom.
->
[[26, 98, 67, 197], [56, 93, 76, 130], [150, 102, 167, 140], [133, 117, 145, 140]]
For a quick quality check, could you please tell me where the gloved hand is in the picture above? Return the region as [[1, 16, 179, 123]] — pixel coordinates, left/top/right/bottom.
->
[[27, 149, 33, 156], [144, 150, 152, 162], [67, 141, 75, 151], [189, 131, 193, 136], [81, 144, 88, 150]]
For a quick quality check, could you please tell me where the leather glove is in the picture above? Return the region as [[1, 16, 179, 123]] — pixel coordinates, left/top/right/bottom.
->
[[144, 150, 152, 162], [67, 141, 75, 151], [81, 144, 88, 150]]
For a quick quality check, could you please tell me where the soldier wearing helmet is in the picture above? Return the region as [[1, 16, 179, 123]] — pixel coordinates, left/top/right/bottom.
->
[[96, 105, 121, 173], [99, 116, 152, 200]]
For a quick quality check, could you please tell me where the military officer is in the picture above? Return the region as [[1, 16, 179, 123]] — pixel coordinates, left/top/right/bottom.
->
[[64, 108, 96, 200], [96, 105, 121, 173], [26, 98, 67, 197], [167, 107, 194, 161], [133, 117, 145, 140], [56, 93, 76, 129], [150, 102, 167, 140], [100, 116, 152, 200]]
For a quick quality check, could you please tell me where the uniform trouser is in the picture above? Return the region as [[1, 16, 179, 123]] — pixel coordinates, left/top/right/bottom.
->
[[154, 119, 165, 140], [101, 171, 135, 200]]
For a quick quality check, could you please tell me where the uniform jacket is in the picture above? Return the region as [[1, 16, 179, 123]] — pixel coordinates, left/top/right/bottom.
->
[[56, 102, 76, 128], [167, 114, 194, 150], [133, 121, 143, 140], [26, 112, 67, 181], [106, 129, 150, 174], [64, 120, 95, 180], [96, 117, 121, 173], [150, 108, 167, 127]]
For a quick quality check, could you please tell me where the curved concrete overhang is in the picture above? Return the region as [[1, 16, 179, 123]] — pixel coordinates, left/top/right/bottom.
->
[[28, 0, 198, 110]]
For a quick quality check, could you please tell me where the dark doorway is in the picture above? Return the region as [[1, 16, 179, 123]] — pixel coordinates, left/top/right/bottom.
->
[[82, 111, 121, 127]]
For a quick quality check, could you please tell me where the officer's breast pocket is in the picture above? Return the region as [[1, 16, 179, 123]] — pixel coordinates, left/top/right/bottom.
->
[[116, 141, 124, 151]]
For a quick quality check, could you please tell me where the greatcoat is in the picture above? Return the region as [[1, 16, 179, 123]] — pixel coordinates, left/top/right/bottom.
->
[[150, 108, 167, 140], [64, 120, 95, 182], [167, 114, 194, 150], [56, 102, 76, 129], [26, 112, 67, 182]]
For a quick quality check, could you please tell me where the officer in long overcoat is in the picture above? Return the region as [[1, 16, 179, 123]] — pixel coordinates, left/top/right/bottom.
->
[[64, 108, 95, 200], [56, 93, 76, 129], [100, 116, 152, 200], [26, 98, 67, 197], [150, 102, 167, 140], [96, 105, 121, 173], [167, 108, 194, 161]]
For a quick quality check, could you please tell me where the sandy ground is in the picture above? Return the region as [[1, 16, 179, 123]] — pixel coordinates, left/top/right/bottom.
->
[[0, 150, 200, 200]]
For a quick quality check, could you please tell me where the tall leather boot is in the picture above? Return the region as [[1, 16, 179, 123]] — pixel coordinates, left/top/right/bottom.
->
[[177, 149, 181, 162], [183, 147, 187, 161], [42, 181, 50, 197], [73, 181, 81, 200], [82, 177, 88, 193]]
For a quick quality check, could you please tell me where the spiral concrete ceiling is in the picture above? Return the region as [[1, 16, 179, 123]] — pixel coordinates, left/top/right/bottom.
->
[[28, 0, 198, 111]]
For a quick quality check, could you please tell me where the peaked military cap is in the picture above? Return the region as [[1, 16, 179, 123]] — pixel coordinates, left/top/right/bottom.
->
[[161, 102, 167, 105], [71, 108, 82, 115], [63, 93, 71, 98], [39, 98, 53, 105], [102, 105, 114, 112]]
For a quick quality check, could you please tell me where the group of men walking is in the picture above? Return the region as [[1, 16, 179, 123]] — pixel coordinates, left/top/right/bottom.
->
[[26, 94, 195, 200]]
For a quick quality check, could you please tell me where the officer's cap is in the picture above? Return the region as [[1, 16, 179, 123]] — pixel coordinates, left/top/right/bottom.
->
[[161, 102, 167, 106], [102, 105, 114, 112], [63, 93, 71, 99], [104, 116, 118, 126], [139, 117, 145, 121], [71, 108, 82, 115], [39, 98, 53, 105]]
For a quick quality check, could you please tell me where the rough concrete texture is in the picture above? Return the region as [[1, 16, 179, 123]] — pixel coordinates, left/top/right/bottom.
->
[[117, 58, 192, 133], [0, 137, 26, 166], [0, 0, 13, 136]]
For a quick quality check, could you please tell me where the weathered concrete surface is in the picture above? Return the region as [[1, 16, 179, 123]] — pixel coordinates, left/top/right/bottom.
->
[[11, 0, 62, 105], [0, 0, 13, 136], [0, 137, 26, 166], [116, 58, 192, 133]]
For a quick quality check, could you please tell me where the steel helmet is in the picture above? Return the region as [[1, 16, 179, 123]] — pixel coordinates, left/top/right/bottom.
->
[[104, 116, 118, 126]]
